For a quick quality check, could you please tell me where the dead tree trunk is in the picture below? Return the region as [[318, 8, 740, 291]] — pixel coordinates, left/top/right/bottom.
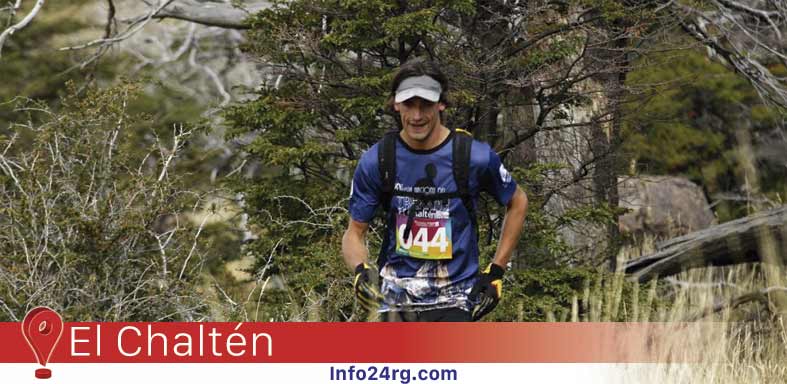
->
[[683, 286, 787, 322], [624, 206, 787, 283]]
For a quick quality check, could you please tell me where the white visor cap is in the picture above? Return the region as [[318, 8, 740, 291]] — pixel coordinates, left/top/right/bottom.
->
[[394, 75, 442, 103]]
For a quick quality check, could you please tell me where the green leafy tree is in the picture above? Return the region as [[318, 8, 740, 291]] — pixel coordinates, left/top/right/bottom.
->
[[625, 49, 786, 221], [225, 0, 668, 320]]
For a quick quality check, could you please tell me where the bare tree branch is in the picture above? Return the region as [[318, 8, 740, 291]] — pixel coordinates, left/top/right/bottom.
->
[[59, 0, 176, 52], [152, 0, 272, 29], [667, 1, 787, 109], [0, 0, 45, 58], [713, 0, 782, 40], [684, 286, 787, 321]]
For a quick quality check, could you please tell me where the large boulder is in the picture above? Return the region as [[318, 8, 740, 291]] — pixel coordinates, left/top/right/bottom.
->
[[619, 175, 716, 238]]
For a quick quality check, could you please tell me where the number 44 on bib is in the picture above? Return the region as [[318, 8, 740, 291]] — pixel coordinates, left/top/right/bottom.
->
[[394, 215, 452, 260]]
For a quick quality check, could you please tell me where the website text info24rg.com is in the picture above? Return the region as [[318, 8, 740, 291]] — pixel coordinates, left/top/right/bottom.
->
[[330, 365, 458, 384]]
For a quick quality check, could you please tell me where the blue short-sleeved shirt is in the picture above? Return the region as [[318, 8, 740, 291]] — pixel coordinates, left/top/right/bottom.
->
[[349, 131, 517, 312]]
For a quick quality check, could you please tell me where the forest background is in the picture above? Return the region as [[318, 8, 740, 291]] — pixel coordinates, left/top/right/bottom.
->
[[1, 0, 786, 345]]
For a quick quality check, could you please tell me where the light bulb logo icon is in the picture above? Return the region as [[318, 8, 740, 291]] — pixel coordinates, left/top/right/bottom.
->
[[22, 307, 64, 379]]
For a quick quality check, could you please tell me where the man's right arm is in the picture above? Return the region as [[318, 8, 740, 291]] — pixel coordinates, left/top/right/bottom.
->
[[342, 219, 371, 271], [346, 145, 381, 271]]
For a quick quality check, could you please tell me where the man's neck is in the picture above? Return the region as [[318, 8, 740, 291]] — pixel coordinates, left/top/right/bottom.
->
[[399, 125, 451, 151]]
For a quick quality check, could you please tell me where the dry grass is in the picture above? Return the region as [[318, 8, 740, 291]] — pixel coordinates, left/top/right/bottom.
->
[[605, 235, 787, 383]]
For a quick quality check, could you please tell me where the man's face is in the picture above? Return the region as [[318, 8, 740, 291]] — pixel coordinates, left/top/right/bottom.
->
[[394, 97, 446, 143]]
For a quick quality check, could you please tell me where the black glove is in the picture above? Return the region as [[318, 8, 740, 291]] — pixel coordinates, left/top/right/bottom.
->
[[469, 263, 505, 321], [353, 262, 383, 312]]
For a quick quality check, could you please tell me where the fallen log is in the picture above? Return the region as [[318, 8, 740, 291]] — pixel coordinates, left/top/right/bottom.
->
[[624, 206, 787, 283], [683, 286, 787, 321]]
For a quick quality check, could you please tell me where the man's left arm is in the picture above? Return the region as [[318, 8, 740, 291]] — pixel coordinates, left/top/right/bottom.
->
[[469, 185, 527, 320], [492, 185, 528, 268]]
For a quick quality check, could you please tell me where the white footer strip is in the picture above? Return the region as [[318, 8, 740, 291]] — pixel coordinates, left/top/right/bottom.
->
[[1, 363, 691, 384]]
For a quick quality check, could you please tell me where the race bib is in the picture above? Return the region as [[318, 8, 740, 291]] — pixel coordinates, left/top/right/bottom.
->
[[394, 210, 453, 260]]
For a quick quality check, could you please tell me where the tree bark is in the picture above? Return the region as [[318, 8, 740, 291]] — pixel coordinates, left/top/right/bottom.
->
[[624, 206, 787, 283], [683, 286, 787, 321], [586, 15, 628, 270], [153, 0, 272, 29]]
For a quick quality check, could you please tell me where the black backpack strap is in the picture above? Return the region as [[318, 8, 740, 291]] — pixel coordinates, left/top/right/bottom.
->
[[378, 131, 398, 212], [376, 130, 399, 270], [452, 130, 477, 236]]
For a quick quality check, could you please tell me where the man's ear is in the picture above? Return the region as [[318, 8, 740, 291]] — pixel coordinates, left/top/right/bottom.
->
[[393, 102, 401, 112], [438, 102, 446, 112]]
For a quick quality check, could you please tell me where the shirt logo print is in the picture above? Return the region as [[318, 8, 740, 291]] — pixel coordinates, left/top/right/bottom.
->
[[499, 164, 512, 184]]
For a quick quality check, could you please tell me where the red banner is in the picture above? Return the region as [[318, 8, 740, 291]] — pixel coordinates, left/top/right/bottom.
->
[[1, 322, 696, 364]]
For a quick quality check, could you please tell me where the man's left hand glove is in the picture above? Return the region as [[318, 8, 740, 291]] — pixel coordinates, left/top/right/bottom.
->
[[354, 262, 384, 312], [469, 263, 505, 321]]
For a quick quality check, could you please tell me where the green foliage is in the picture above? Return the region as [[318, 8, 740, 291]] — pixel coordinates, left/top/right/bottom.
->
[[487, 268, 592, 321], [486, 268, 667, 322], [228, 0, 486, 320], [0, 1, 118, 127], [521, 36, 583, 73], [624, 50, 785, 221], [0, 2, 208, 168], [226, 0, 674, 320], [0, 82, 211, 321], [504, 163, 621, 268]]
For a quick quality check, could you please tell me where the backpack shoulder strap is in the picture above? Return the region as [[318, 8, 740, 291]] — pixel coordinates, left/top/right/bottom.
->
[[452, 129, 473, 200], [377, 130, 399, 212], [376, 130, 400, 270], [452, 129, 478, 236], [453, 128, 479, 239]]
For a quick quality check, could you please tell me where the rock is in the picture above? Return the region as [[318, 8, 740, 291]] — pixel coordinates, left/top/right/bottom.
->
[[618, 175, 716, 238]]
